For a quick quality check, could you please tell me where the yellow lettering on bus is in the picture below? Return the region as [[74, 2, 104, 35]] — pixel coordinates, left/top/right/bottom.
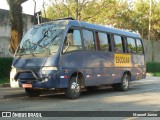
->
[[114, 54, 132, 67]]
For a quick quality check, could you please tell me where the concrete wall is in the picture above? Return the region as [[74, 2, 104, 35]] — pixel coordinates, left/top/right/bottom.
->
[[0, 9, 34, 57], [143, 40, 160, 63]]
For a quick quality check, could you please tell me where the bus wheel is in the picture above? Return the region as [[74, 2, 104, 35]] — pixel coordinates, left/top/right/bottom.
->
[[25, 88, 41, 97], [112, 73, 130, 91], [65, 77, 81, 99]]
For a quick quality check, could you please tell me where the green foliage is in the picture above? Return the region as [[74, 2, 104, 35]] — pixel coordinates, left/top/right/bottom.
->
[[45, 0, 160, 41], [146, 62, 160, 73], [0, 58, 13, 83], [153, 72, 160, 77]]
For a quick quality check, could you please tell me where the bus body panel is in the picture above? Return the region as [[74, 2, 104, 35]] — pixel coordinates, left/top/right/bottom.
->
[[60, 50, 145, 87], [11, 53, 61, 88], [12, 53, 60, 68], [10, 19, 146, 91]]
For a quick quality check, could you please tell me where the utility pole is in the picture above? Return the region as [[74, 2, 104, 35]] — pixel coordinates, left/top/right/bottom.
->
[[43, 0, 47, 19], [75, 0, 79, 20], [148, 0, 152, 40], [33, 0, 37, 24]]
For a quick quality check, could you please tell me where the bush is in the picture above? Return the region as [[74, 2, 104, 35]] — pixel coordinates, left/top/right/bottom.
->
[[146, 62, 160, 73], [0, 57, 13, 83]]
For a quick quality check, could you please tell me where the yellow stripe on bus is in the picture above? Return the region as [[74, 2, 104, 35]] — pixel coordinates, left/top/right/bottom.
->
[[114, 54, 132, 67]]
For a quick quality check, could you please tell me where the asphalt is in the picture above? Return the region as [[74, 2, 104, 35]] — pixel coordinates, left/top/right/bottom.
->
[[0, 81, 25, 100], [0, 75, 158, 100]]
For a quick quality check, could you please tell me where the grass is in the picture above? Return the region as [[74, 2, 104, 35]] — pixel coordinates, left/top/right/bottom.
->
[[147, 62, 160, 73], [152, 72, 160, 76], [0, 78, 10, 84], [147, 72, 160, 77], [0, 57, 13, 84]]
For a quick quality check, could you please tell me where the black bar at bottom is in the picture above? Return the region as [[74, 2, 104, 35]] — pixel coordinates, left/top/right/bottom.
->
[[0, 111, 159, 117]]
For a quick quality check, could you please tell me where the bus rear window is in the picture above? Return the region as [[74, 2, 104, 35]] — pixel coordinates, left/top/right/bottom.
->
[[127, 37, 137, 53], [136, 39, 143, 54]]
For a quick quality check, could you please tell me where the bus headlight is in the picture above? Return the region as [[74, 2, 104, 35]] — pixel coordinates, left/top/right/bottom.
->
[[41, 67, 57, 78], [42, 67, 57, 71]]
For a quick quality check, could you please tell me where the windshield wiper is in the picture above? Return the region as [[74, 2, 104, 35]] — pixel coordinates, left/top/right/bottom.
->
[[39, 45, 51, 55], [33, 43, 51, 55], [28, 48, 35, 57]]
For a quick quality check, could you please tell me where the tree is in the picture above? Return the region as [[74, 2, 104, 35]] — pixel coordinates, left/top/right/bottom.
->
[[45, 0, 160, 41], [7, 0, 28, 53], [46, 0, 115, 21]]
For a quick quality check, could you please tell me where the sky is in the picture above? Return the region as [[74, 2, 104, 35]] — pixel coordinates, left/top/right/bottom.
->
[[0, 0, 49, 15]]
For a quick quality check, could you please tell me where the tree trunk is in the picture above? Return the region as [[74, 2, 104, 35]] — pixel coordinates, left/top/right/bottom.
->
[[75, 0, 79, 20], [7, 0, 27, 53]]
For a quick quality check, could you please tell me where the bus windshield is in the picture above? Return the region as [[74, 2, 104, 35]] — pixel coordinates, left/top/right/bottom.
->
[[16, 21, 67, 56]]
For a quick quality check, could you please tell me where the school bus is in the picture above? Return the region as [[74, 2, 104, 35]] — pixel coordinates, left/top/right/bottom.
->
[[10, 18, 146, 99]]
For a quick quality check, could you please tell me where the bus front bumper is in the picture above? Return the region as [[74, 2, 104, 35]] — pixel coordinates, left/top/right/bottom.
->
[[10, 68, 60, 89]]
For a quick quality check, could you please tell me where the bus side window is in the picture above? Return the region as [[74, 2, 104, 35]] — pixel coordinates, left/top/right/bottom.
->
[[113, 35, 123, 53], [136, 39, 143, 54], [96, 32, 109, 52], [63, 29, 83, 53], [82, 29, 95, 50], [127, 37, 137, 53]]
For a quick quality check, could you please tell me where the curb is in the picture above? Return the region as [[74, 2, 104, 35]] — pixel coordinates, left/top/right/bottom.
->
[[0, 83, 10, 88], [3, 93, 26, 99], [146, 73, 153, 76]]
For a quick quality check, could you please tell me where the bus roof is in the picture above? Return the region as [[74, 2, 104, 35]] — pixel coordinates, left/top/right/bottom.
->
[[38, 18, 141, 38], [66, 20, 141, 38]]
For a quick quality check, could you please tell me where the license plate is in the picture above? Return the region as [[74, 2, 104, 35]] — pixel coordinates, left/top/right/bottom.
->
[[22, 84, 32, 88]]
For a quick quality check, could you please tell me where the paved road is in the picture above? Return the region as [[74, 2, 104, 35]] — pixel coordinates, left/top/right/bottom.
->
[[0, 76, 160, 120]]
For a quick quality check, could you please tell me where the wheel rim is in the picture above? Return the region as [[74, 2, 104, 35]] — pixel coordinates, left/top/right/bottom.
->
[[123, 75, 129, 89], [71, 82, 80, 93]]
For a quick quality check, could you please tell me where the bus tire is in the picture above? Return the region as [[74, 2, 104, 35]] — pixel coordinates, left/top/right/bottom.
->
[[25, 88, 41, 97], [65, 77, 81, 99], [112, 73, 130, 91]]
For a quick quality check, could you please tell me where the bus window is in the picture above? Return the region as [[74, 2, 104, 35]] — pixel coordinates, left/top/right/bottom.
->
[[82, 29, 95, 50], [136, 39, 143, 54], [63, 29, 83, 53], [113, 35, 123, 53], [96, 32, 109, 52], [127, 37, 136, 53]]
